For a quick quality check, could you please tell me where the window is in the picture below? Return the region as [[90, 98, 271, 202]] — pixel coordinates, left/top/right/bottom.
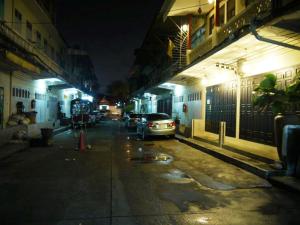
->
[[14, 9, 22, 34], [227, 0, 235, 22], [147, 114, 170, 121], [26, 21, 32, 41], [36, 31, 41, 48], [209, 15, 214, 35], [191, 27, 206, 48], [219, 5, 225, 26]]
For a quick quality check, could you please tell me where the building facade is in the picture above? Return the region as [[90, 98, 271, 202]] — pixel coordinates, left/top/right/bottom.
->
[[132, 0, 300, 149], [0, 0, 98, 132]]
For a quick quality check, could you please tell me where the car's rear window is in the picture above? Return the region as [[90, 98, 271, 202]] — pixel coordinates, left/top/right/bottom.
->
[[147, 114, 170, 121], [129, 114, 140, 118]]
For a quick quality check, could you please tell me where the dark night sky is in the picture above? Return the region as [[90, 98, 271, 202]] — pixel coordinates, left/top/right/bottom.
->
[[56, 0, 163, 93]]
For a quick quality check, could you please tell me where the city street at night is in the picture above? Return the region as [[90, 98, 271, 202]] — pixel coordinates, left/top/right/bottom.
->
[[1, 1, 300, 224], [1, 121, 300, 225]]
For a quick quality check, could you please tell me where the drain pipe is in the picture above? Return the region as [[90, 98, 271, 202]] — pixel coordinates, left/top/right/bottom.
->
[[250, 23, 300, 51]]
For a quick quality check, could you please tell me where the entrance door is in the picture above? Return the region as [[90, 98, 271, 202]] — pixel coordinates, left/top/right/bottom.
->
[[0, 87, 4, 128], [157, 96, 172, 116], [205, 81, 237, 137]]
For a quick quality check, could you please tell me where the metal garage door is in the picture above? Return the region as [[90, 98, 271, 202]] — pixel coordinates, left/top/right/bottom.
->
[[205, 80, 237, 137], [240, 68, 295, 145]]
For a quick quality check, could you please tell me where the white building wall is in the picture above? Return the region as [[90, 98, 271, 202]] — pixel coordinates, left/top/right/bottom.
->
[[172, 84, 203, 127]]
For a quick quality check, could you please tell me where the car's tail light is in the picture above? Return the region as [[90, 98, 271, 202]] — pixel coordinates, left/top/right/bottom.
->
[[169, 121, 176, 127], [147, 122, 153, 128]]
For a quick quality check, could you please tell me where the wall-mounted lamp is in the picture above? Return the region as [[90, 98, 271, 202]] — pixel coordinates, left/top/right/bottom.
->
[[181, 24, 189, 32], [237, 58, 249, 75]]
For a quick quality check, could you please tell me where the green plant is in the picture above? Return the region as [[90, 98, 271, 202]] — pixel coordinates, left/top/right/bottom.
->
[[253, 72, 300, 114], [253, 74, 287, 114]]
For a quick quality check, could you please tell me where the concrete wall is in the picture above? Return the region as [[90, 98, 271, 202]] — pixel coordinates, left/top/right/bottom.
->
[[0, 71, 11, 127], [4, 0, 65, 58]]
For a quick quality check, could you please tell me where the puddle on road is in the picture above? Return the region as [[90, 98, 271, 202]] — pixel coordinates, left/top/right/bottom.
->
[[129, 151, 173, 164], [159, 169, 231, 211], [161, 169, 194, 184]]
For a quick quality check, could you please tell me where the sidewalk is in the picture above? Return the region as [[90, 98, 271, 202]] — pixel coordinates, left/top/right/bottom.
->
[[0, 125, 71, 161], [175, 134, 300, 193]]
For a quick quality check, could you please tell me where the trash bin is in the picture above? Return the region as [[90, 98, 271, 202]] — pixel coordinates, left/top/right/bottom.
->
[[41, 128, 53, 147], [282, 125, 300, 176]]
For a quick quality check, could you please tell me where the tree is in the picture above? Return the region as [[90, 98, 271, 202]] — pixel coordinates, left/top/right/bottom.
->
[[106, 80, 129, 102]]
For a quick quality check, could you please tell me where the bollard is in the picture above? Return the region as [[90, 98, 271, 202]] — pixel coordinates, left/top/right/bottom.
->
[[78, 130, 86, 152], [219, 121, 226, 148]]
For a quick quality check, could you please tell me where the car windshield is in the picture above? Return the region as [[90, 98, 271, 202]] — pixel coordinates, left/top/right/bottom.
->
[[147, 114, 170, 121], [129, 114, 140, 118]]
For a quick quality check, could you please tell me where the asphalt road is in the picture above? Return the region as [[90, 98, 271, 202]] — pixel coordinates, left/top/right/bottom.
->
[[0, 120, 300, 225]]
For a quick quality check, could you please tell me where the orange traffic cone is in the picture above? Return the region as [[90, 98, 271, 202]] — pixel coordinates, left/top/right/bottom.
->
[[78, 130, 86, 152]]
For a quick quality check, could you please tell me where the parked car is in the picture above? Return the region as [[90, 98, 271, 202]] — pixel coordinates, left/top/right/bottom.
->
[[125, 113, 142, 129], [136, 113, 176, 139], [99, 110, 108, 120]]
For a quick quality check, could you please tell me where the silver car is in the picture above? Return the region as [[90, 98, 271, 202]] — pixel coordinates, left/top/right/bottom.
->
[[125, 113, 142, 129], [137, 113, 176, 139]]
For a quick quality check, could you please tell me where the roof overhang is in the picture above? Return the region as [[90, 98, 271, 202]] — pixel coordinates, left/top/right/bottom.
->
[[48, 83, 73, 90], [167, 0, 214, 17], [175, 22, 300, 86]]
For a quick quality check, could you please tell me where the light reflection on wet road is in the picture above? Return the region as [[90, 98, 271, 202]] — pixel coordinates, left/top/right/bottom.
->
[[0, 121, 299, 225]]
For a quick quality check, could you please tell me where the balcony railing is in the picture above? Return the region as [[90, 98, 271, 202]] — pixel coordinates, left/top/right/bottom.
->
[[0, 22, 63, 76], [188, 0, 272, 63]]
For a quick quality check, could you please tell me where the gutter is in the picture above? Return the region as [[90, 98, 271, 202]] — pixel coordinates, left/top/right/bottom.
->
[[250, 23, 300, 51]]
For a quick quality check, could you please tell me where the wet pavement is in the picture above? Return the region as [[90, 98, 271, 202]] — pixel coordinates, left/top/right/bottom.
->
[[0, 121, 300, 225]]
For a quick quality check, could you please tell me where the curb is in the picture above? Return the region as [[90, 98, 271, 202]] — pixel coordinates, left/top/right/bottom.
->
[[53, 125, 71, 136], [0, 126, 71, 161], [176, 135, 300, 193], [0, 142, 30, 161], [177, 137, 277, 179]]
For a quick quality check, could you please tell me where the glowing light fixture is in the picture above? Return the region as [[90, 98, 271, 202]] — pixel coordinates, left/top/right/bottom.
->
[[82, 94, 93, 102], [241, 63, 251, 74], [208, 0, 214, 4], [181, 24, 189, 32], [201, 77, 208, 86]]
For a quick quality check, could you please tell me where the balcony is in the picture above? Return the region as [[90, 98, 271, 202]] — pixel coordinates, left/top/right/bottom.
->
[[0, 22, 64, 76], [187, 0, 272, 64]]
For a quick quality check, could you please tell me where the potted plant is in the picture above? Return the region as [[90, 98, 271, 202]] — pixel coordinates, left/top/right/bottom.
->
[[253, 73, 300, 166]]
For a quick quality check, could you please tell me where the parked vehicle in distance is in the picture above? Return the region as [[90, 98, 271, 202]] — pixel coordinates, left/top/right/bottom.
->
[[91, 110, 101, 123], [136, 113, 176, 139], [70, 98, 95, 128], [125, 113, 142, 129], [99, 110, 108, 120]]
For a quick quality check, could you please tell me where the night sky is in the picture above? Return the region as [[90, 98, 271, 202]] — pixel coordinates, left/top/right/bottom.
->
[[56, 0, 163, 93]]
